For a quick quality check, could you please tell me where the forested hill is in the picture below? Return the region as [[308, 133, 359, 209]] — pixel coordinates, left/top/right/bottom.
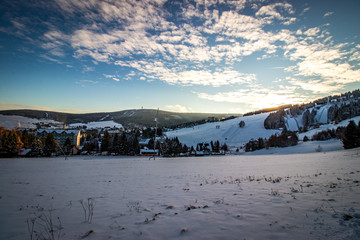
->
[[0, 109, 236, 128], [264, 89, 360, 131]]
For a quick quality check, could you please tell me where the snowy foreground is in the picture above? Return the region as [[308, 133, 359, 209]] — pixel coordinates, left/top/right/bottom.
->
[[1, 149, 360, 239]]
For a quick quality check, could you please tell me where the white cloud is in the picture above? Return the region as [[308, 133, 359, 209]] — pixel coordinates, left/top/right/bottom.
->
[[104, 74, 120, 81], [288, 78, 344, 94], [78, 80, 98, 84], [116, 60, 256, 87], [256, 2, 294, 22], [197, 87, 306, 110], [324, 11, 334, 18], [103, 74, 115, 79], [303, 27, 320, 36], [82, 65, 94, 72], [164, 104, 192, 113], [282, 25, 360, 93], [7, 0, 359, 107]]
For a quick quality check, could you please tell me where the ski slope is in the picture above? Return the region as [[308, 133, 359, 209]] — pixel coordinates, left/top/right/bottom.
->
[[165, 111, 360, 149], [165, 113, 281, 148]]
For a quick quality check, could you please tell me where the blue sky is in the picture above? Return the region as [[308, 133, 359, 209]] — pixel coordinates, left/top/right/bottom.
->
[[0, 0, 359, 114]]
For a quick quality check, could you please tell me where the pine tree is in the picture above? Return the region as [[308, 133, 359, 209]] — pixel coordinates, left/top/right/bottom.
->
[[101, 131, 111, 152], [215, 140, 220, 152], [119, 132, 128, 154], [131, 137, 140, 155], [112, 133, 120, 153], [63, 137, 72, 154], [1, 128, 23, 157], [221, 143, 228, 151], [342, 120, 360, 149], [31, 138, 43, 156], [43, 133, 57, 156], [21, 130, 31, 149], [182, 144, 188, 154]]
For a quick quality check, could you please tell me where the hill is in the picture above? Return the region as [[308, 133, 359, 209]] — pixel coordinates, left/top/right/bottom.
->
[[0, 109, 237, 129], [165, 89, 360, 149]]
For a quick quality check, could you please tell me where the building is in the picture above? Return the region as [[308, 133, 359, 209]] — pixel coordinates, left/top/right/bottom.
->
[[37, 129, 83, 148], [139, 148, 159, 156]]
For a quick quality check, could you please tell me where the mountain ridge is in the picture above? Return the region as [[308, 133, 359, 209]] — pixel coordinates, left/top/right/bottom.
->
[[0, 108, 238, 128]]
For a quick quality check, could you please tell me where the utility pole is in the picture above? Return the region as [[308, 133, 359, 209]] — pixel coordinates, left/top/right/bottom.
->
[[149, 108, 159, 160]]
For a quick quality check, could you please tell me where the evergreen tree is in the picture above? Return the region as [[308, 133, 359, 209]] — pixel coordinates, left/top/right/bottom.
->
[[119, 132, 128, 154], [221, 143, 228, 151], [182, 144, 188, 154], [1, 128, 23, 157], [215, 140, 220, 152], [190, 146, 195, 153], [101, 131, 111, 152], [131, 137, 140, 155], [43, 133, 57, 156], [63, 137, 72, 154], [0, 127, 8, 156], [342, 120, 360, 149], [112, 133, 120, 153], [258, 138, 265, 149], [31, 138, 43, 156], [21, 130, 31, 149]]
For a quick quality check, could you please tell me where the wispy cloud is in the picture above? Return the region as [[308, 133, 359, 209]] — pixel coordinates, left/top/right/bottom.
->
[[115, 60, 256, 87], [3, 0, 359, 110], [82, 65, 95, 72], [76, 80, 99, 86], [164, 104, 193, 113], [324, 11, 334, 18], [104, 73, 121, 82], [197, 87, 307, 110], [282, 25, 360, 93]]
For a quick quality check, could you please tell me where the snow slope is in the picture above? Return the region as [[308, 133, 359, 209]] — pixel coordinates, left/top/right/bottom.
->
[[284, 104, 333, 131], [0, 114, 62, 129], [165, 111, 360, 150], [0, 148, 359, 240], [0, 114, 123, 130], [298, 115, 360, 140], [165, 113, 281, 148], [68, 121, 123, 129]]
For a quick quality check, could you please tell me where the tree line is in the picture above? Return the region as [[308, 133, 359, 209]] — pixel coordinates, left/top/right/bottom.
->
[[245, 120, 360, 152], [0, 127, 74, 157]]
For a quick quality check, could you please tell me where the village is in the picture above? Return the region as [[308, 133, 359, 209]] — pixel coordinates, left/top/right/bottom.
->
[[0, 121, 227, 158]]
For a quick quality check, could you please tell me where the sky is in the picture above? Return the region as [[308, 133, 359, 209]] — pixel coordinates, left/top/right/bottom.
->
[[0, 0, 359, 114]]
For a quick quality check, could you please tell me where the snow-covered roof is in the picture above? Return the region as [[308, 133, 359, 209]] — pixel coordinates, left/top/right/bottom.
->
[[139, 138, 151, 145], [37, 129, 80, 135]]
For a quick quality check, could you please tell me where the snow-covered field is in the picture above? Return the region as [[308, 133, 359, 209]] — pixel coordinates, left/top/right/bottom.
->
[[68, 121, 123, 129], [1, 148, 360, 239]]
